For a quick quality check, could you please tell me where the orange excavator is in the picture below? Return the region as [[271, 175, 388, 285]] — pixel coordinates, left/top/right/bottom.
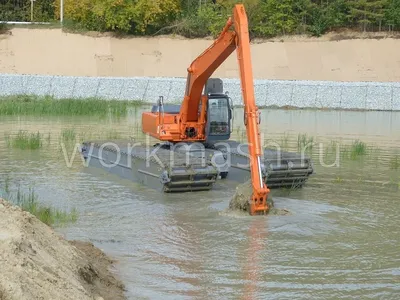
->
[[81, 4, 313, 216], [141, 4, 270, 215]]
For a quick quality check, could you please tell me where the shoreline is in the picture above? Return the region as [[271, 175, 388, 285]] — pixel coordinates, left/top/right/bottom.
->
[[0, 198, 126, 300], [1, 75, 399, 112], [1, 94, 400, 113]]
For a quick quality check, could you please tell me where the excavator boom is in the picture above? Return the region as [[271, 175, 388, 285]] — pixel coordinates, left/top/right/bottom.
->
[[181, 19, 236, 123]]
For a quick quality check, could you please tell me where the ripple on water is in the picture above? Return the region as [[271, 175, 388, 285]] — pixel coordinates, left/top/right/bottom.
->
[[1, 111, 399, 299]]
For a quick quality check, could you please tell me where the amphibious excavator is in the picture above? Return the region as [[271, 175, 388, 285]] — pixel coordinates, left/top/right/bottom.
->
[[80, 4, 313, 215]]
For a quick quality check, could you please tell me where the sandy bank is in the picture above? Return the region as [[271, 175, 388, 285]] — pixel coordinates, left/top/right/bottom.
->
[[1, 28, 400, 82], [0, 198, 126, 300]]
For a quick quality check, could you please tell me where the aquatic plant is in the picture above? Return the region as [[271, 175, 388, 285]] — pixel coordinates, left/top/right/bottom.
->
[[2, 186, 78, 227], [46, 132, 51, 145], [322, 140, 340, 158], [390, 155, 400, 170], [61, 128, 77, 142], [4, 175, 10, 194], [297, 133, 314, 153], [333, 176, 344, 184], [6, 130, 42, 150], [0, 95, 144, 117], [280, 132, 290, 150], [106, 129, 121, 140], [350, 140, 367, 159], [340, 140, 368, 160]]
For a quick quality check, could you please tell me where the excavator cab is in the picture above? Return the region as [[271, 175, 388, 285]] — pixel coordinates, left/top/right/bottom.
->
[[205, 94, 232, 142], [204, 78, 234, 142]]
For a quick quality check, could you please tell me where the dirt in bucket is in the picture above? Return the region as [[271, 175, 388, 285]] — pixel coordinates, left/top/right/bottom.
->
[[229, 180, 291, 216]]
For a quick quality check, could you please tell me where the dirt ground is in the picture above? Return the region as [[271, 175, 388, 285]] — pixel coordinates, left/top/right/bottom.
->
[[1, 28, 400, 81], [0, 198, 126, 300]]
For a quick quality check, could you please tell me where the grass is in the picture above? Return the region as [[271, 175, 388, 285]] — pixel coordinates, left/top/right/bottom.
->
[[1, 186, 78, 227], [0, 95, 144, 117], [351, 140, 367, 156], [106, 129, 121, 139], [390, 155, 400, 170], [61, 128, 77, 142], [5, 130, 42, 150], [0, 22, 8, 34], [297, 133, 314, 153], [340, 140, 368, 160], [280, 132, 290, 150], [4, 176, 10, 194], [333, 176, 344, 184], [349, 140, 367, 160], [322, 140, 340, 157]]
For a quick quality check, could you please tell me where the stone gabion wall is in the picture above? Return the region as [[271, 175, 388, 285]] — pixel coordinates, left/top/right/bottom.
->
[[0, 74, 399, 110]]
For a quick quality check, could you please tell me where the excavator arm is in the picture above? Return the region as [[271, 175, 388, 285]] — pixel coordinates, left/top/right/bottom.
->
[[182, 4, 270, 214], [231, 5, 270, 215]]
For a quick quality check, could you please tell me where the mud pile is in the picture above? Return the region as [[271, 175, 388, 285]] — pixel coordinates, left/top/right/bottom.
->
[[0, 198, 125, 300], [229, 180, 290, 215]]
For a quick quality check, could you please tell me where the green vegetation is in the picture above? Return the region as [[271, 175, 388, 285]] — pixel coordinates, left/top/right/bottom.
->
[[260, 133, 371, 164], [333, 176, 344, 183], [2, 1, 400, 38], [390, 155, 400, 170], [297, 133, 314, 153], [14, 188, 78, 226], [280, 132, 290, 151], [0, 22, 8, 33], [5, 130, 43, 150], [0, 183, 78, 227], [350, 140, 367, 158], [340, 139, 368, 160], [0, 0, 55, 22], [60, 127, 123, 143], [61, 128, 77, 142], [106, 129, 121, 140], [0, 95, 143, 116]]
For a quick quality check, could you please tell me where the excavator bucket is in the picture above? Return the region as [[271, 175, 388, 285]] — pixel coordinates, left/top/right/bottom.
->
[[250, 195, 270, 215], [229, 179, 273, 215]]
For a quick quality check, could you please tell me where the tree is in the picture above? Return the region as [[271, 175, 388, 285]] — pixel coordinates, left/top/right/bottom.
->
[[180, 0, 202, 15], [47, 0, 400, 37], [348, 0, 388, 32], [385, 0, 400, 30], [253, 0, 298, 37], [306, 0, 350, 36], [131, 0, 181, 34], [324, 0, 350, 29], [173, 2, 225, 37], [91, 0, 135, 32]]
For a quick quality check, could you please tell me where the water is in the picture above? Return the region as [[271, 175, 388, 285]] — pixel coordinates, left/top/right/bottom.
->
[[1, 107, 399, 299]]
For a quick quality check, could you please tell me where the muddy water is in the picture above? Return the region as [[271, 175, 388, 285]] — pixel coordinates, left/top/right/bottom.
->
[[0, 107, 399, 299]]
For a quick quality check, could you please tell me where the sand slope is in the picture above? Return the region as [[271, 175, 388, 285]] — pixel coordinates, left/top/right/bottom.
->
[[1, 28, 400, 81], [0, 198, 125, 300]]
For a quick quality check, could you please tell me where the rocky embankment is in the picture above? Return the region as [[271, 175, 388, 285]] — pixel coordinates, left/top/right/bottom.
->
[[0, 198, 126, 300]]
